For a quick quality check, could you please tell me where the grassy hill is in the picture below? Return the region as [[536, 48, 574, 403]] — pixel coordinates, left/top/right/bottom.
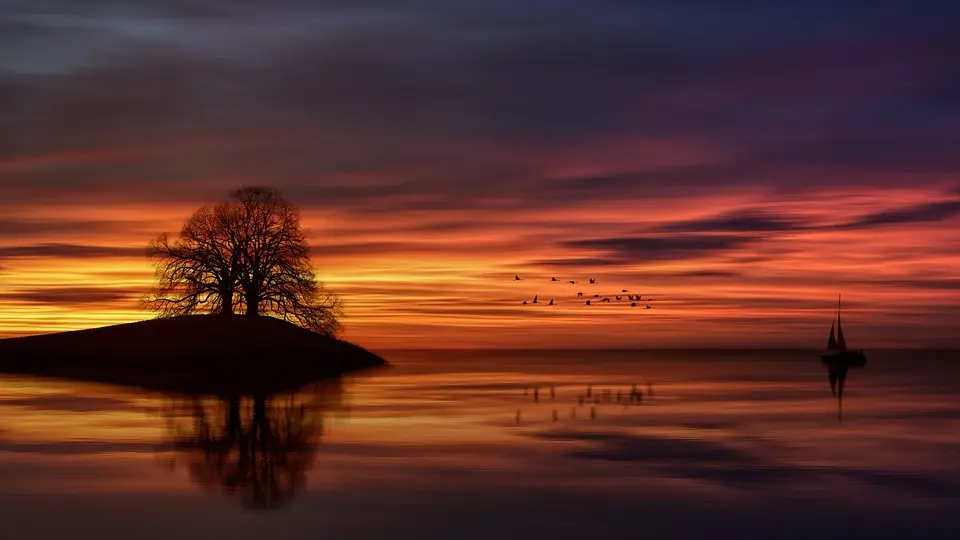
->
[[0, 315, 388, 395]]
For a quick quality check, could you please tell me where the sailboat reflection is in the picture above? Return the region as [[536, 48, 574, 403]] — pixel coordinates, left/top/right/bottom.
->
[[822, 358, 866, 422], [160, 379, 344, 509]]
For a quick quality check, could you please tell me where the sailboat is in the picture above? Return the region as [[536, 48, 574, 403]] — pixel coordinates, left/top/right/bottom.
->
[[820, 295, 866, 365]]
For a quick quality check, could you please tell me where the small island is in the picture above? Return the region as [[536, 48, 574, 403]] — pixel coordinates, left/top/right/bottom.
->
[[0, 187, 388, 395], [0, 315, 386, 395]]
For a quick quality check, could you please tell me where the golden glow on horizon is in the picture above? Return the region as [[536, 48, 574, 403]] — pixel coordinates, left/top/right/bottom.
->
[[1, 182, 958, 347]]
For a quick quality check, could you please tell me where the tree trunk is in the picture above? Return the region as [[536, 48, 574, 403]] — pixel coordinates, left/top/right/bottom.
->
[[245, 288, 260, 316], [220, 291, 234, 315]]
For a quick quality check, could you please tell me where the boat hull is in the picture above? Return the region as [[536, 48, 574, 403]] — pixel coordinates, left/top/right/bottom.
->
[[820, 350, 867, 366]]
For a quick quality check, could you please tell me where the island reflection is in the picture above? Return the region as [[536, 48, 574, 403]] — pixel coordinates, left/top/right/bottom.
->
[[160, 378, 345, 509]]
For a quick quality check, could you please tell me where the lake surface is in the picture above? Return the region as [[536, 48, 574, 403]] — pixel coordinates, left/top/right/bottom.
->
[[1, 350, 958, 539]]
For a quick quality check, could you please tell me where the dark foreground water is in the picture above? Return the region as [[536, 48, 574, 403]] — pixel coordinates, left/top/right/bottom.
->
[[1, 350, 958, 539]]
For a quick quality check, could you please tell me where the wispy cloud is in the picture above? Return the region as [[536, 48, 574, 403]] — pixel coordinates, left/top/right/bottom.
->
[[657, 211, 806, 234], [0, 243, 144, 259], [842, 199, 960, 228], [0, 218, 159, 239], [0, 286, 141, 305], [564, 235, 757, 261]]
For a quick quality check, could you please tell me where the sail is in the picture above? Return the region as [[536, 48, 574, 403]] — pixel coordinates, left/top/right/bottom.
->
[[837, 313, 847, 351], [827, 318, 838, 351], [836, 294, 847, 351]]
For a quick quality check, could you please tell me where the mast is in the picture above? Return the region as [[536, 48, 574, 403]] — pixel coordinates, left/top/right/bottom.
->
[[836, 294, 847, 351]]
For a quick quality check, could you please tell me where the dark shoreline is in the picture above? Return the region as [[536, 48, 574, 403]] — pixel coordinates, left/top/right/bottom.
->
[[0, 315, 389, 396]]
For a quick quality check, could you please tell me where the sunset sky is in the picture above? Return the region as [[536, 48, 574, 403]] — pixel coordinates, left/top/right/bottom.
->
[[1, 1, 958, 348]]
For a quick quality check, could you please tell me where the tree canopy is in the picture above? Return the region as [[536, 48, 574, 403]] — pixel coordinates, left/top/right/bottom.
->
[[146, 187, 341, 335]]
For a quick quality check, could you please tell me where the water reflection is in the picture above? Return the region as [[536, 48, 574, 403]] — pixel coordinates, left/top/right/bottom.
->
[[0, 364, 350, 510], [161, 379, 344, 509], [1, 351, 958, 540], [822, 355, 867, 422]]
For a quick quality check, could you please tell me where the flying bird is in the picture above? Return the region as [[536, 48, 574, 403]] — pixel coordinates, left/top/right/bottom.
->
[[616, 296, 622, 301], [532, 295, 539, 304], [645, 305, 653, 309], [551, 277, 559, 282], [621, 289, 629, 293], [515, 274, 522, 281], [602, 298, 611, 303], [548, 298, 554, 306], [589, 278, 597, 284], [568, 280, 577, 285], [577, 292, 584, 298]]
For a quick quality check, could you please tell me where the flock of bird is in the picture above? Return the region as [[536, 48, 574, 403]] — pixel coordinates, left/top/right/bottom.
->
[[514, 274, 655, 309]]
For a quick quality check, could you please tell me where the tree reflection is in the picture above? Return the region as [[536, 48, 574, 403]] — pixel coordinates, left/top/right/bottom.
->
[[161, 378, 344, 509]]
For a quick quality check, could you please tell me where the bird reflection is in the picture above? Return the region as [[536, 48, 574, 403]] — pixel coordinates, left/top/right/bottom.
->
[[160, 378, 343, 509]]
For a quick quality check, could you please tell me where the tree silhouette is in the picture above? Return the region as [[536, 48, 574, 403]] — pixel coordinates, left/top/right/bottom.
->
[[145, 187, 341, 334], [146, 202, 244, 316], [232, 187, 341, 333]]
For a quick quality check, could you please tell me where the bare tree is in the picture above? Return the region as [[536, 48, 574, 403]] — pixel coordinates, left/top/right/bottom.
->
[[233, 187, 342, 335], [145, 187, 341, 334], [145, 202, 244, 316]]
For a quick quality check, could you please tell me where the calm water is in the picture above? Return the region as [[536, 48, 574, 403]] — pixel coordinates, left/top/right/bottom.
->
[[1, 350, 958, 539]]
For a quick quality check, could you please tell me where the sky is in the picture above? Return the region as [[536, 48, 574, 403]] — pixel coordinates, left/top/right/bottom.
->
[[1, 0, 959, 348]]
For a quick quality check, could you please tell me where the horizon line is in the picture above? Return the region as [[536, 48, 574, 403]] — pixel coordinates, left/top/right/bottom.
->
[[369, 347, 960, 352]]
